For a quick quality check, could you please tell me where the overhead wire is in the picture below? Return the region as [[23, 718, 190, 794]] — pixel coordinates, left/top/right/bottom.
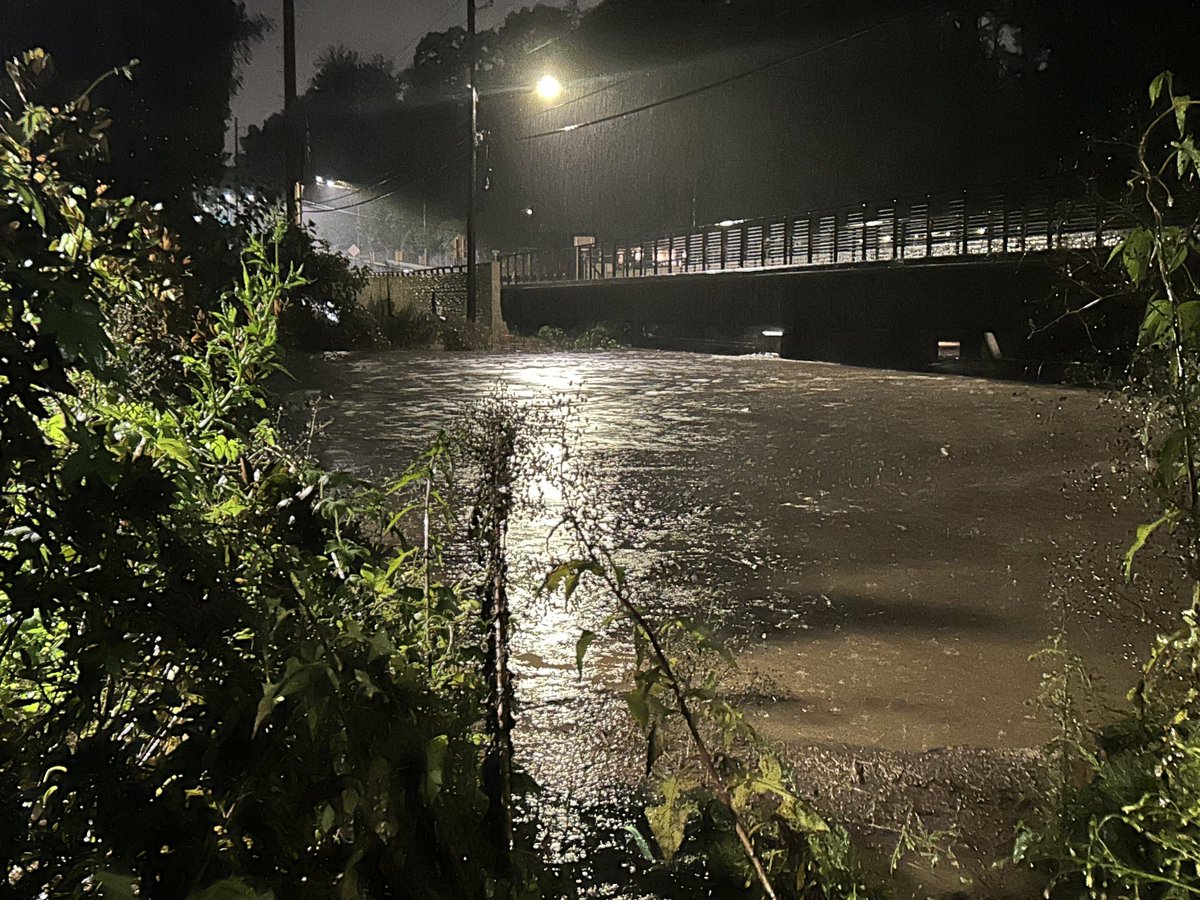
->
[[316, 0, 579, 203], [304, 201, 387, 220], [523, 0, 834, 121], [393, 0, 463, 70], [520, 0, 944, 141], [307, 146, 470, 213]]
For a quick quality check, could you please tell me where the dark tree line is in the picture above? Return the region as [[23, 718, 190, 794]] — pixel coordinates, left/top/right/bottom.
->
[[2, 0, 266, 214]]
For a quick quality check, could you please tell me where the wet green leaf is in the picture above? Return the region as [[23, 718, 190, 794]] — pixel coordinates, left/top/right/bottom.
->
[[625, 687, 650, 729], [155, 436, 194, 467], [95, 872, 138, 899], [1125, 512, 1178, 578], [645, 777, 698, 863], [1174, 95, 1191, 134], [39, 296, 108, 366], [575, 629, 596, 677], [425, 734, 449, 800], [253, 681, 282, 737], [1123, 228, 1153, 285], [624, 824, 657, 862], [1139, 297, 1172, 349], [1150, 71, 1173, 106], [1172, 135, 1200, 179]]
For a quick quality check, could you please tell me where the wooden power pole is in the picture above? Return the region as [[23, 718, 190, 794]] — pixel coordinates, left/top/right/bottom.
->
[[283, 0, 302, 227], [465, 0, 479, 321]]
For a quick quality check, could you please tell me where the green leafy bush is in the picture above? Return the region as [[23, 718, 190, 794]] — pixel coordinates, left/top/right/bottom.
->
[[0, 51, 545, 899], [1018, 72, 1200, 899], [275, 229, 376, 351], [535, 324, 621, 350]]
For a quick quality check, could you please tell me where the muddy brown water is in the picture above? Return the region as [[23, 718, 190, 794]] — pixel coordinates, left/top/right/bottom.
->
[[285, 349, 1163, 897]]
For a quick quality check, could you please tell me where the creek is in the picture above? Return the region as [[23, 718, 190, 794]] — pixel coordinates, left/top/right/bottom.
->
[[287, 349, 1152, 897]]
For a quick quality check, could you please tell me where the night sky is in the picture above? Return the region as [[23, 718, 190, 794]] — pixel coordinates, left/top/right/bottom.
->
[[232, 0, 589, 133]]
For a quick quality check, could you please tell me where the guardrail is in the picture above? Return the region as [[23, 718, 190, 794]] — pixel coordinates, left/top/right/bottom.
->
[[366, 264, 470, 278], [498, 181, 1124, 285]]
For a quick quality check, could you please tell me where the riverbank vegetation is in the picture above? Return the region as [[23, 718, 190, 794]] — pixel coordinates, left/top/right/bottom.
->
[[0, 54, 537, 898], [1012, 72, 1200, 897], [534, 325, 623, 351]]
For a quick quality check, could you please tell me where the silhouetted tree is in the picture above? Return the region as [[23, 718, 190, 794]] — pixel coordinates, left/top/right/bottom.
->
[[2, 0, 267, 210], [309, 46, 405, 117]]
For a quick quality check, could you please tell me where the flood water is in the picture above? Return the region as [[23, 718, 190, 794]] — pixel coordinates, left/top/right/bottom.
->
[[286, 349, 1160, 893]]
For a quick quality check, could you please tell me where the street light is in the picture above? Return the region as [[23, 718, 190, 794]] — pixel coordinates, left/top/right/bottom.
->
[[536, 74, 563, 101]]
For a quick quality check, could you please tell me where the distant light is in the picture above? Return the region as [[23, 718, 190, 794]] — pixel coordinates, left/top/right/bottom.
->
[[717, 219, 737, 228], [315, 176, 327, 185], [864, 219, 884, 227], [762, 329, 785, 337], [523, 207, 534, 216], [536, 74, 562, 101]]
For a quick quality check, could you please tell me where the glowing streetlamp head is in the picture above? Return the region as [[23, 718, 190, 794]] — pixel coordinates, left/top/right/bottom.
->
[[536, 74, 562, 101]]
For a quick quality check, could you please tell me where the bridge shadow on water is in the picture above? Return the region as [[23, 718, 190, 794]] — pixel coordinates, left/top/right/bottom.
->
[[730, 591, 1012, 642]]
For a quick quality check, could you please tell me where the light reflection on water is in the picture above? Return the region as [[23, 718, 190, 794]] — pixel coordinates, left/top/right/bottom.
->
[[286, 349, 1145, 895]]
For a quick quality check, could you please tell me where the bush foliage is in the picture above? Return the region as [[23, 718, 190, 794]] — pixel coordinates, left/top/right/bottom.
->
[[1019, 71, 1200, 899], [0, 51, 545, 900]]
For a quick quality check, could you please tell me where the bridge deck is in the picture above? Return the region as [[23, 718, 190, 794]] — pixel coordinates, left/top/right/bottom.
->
[[498, 182, 1123, 286]]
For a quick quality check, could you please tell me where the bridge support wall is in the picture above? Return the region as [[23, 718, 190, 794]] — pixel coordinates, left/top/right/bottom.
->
[[501, 259, 1091, 367]]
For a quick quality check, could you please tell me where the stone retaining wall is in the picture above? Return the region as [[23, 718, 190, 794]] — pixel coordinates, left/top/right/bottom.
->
[[359, 263, 504, 342]]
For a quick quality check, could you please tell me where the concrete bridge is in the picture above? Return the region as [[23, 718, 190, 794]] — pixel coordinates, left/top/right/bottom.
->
[[367, 180, 1130, 366], [498, 181, 1129, 366]]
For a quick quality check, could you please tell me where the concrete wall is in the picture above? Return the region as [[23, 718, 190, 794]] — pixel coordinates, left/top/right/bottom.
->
[[501, 258, 1108, 367], [359, 263, 505, 340]]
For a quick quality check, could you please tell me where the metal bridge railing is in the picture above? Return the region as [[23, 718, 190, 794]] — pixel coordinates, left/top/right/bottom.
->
[[498, 181, 1125, 286]]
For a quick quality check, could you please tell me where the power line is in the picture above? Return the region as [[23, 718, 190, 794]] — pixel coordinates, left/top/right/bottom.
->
[[520, 1, 943, 141], [307, 148, 470, 213], [524, 1, 809, 120], [304, 201, 387, 221], [314, 135, 468, 207], [393, 0, 463, 70], [310, 4, 944, 211]]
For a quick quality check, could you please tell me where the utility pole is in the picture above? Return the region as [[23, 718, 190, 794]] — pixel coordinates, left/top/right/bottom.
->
[[283, 0, 302, 228], [465, 0, 479, 321], [233, 116, 242, 218]]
